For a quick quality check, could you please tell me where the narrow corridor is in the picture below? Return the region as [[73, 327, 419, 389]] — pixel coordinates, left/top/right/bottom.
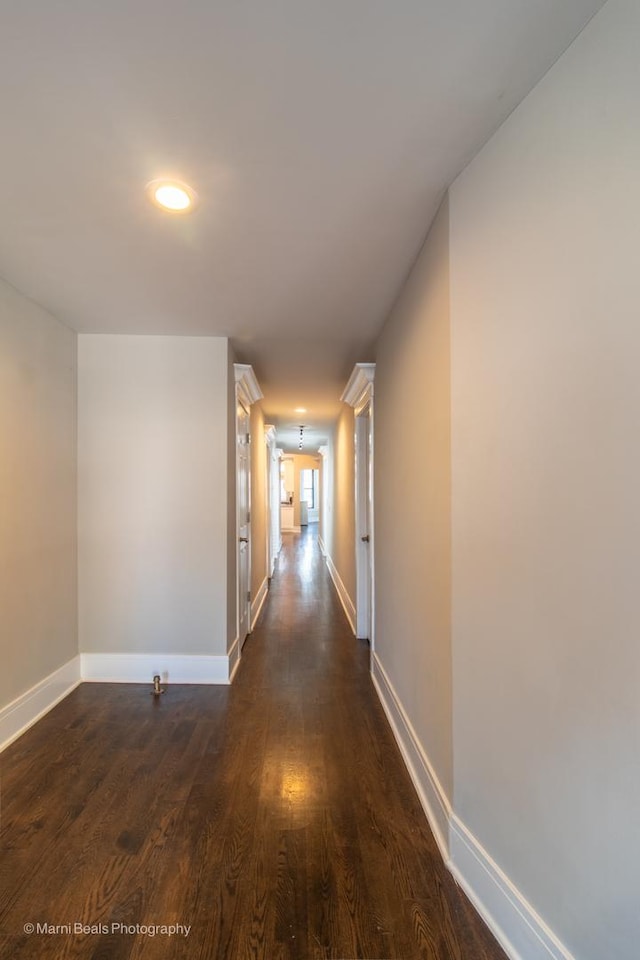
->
[[0, 527, 507, 960]]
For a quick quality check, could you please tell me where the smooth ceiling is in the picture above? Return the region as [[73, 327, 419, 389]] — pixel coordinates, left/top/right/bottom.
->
[[0, 0, 604, 449]]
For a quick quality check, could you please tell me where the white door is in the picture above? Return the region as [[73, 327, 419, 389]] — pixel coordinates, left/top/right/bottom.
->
[[342, 362, 376, 649], [355, 404, 373, 642], [237, 399, 251, 648], [267, 441, 281, 577]]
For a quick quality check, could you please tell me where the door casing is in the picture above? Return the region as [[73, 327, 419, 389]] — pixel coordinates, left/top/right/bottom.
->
[[234, 364, 263, 654], [341, 363, 376, 651]]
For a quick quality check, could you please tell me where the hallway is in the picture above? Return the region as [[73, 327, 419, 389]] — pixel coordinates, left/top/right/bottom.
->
[[1, 528, 505, 960]]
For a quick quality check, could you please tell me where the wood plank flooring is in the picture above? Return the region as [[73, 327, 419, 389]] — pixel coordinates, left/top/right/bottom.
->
[[0, 527, 507, 960]]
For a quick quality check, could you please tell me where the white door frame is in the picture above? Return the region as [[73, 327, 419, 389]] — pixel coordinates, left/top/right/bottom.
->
[[264, 424, 280, 578], [341, 363, 376, 649], [317, 445, 330, 556], [234, 364, 263, 654], [236, 395, 251, 648]]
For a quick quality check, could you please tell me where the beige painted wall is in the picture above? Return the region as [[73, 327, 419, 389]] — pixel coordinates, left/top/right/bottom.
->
[[227, 342, 237, 651], [449, 1, 640, 956], [324, 405, 356, 607], [250, 402, 268, 600], [374, 196, 453, 801], [0, 280, 77, 708], [78, 335, 231, 657]]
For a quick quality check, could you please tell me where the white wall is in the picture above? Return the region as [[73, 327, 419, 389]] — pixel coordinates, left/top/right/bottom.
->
[[0, 279, 77, 709], [78, 335, 231, 660], [322, 406, 356, 615], [374, 196, 453, 815], [449, 1, 640, 956]]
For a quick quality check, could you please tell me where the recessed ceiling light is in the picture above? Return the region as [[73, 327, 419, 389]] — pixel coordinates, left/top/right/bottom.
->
[[146, 179, 197, 213], [294, 407, 307, 413]]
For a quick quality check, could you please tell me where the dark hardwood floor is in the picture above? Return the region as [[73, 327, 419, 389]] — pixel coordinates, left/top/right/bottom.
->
[[0, 527, 507, 960]]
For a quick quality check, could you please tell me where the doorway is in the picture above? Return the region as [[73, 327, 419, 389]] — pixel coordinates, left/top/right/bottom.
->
[[300, 468, 319, 524], [236, 396, 251, 648], [354, 404, 373, 642], [234, 364, 263, 653], [342, 363, 376, 647]]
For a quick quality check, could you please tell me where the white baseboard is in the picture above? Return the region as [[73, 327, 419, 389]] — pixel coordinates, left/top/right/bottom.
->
[[324, 552, 356, 634], [371, 649, 574, 960], [449, 817, 575, 960], [2, 646, 240, 753], [81, 653, 233, 685], [0, 656, 81, 753], [228, 637, 241, 683], [251, 576, 269, 630], [318, 535, 326, 555], [371, 652, 451, 861]]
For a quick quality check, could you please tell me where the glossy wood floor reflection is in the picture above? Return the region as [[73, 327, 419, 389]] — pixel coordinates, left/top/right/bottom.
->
[[0, 527, 507, 960]]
